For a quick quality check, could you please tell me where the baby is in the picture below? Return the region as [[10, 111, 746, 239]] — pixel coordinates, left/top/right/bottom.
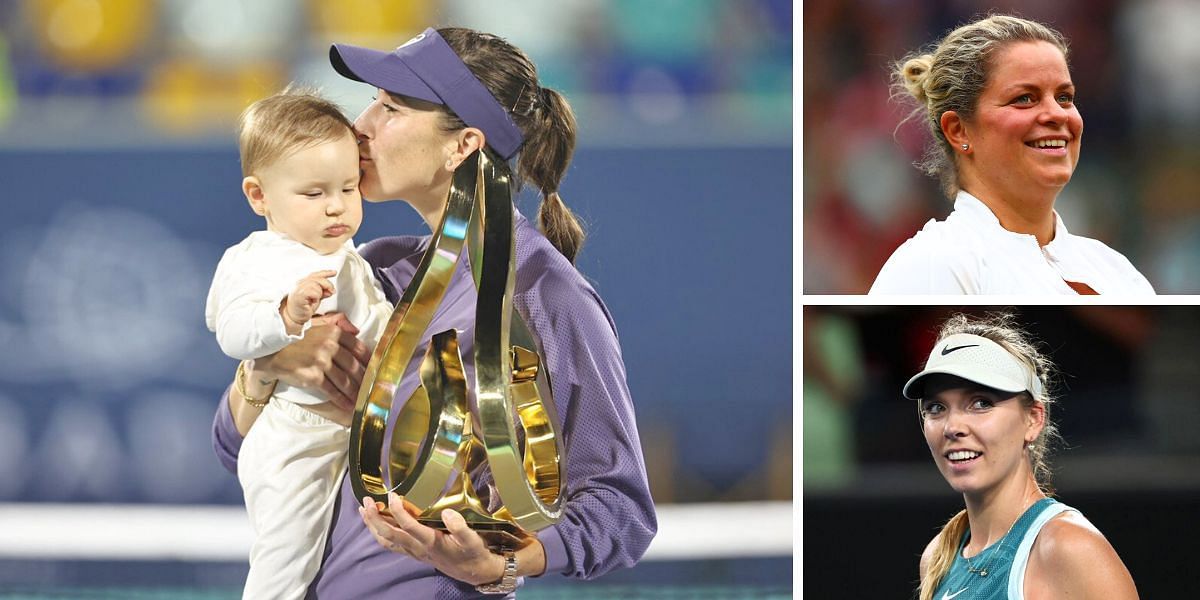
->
[[204, 87, 391, 600]]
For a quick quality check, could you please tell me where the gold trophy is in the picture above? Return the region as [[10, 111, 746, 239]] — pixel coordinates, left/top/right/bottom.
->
[[348, 149, 564, 549]]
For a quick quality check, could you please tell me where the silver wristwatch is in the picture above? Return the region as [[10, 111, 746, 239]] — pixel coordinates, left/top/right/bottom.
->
[[475, 548, 518, 594]]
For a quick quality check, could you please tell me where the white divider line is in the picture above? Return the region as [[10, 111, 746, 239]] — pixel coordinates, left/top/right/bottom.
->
[[644, 501, 793, 560], [0, 501, 792, 562], [0, 504, 252, 561]]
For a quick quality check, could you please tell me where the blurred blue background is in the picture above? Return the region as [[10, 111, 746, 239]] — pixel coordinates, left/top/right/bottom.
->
[[0, 0, 792, 594], [0, 0, 792, 504], [803, 0, 1200, 293]]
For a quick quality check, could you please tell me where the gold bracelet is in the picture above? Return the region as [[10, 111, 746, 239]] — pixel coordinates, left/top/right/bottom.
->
[[235, 360, 273, 409]]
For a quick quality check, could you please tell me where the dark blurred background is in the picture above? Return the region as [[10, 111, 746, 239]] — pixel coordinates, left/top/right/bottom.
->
[[803, 305, 1200, 597], [0, 1, 793, 596], [803, 0, 1200, 293]]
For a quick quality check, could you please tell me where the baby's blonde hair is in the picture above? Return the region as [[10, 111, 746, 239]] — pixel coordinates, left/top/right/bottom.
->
[[238, 84, 355, 177], [893, 15, 1069, 198]]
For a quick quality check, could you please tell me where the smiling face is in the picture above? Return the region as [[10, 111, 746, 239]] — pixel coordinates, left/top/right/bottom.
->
[[246, 130, 363, 255], [920, 374, 1044, 496], [959, 40, 1083, 203]]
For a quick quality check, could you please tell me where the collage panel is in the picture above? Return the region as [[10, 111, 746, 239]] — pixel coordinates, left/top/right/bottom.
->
[[804, 2, 1200, 295], [0, 2, 794, 598], [802, 305, 1199, 598]]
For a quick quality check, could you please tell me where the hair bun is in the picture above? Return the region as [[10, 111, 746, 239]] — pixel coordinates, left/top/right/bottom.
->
[[901, 54, 934, 104]]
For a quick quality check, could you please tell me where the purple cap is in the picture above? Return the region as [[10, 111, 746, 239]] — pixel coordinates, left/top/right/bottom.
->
[[330, 27, 525, 160]]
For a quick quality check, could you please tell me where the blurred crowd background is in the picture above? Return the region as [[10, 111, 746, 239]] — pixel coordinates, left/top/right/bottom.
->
[[803, 0, 1200, 293], [0, 0, 791, 146], [803, 305, 1200, 596]]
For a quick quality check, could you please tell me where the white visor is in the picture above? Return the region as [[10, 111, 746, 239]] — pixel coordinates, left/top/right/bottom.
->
[[903, 333, 1043, 400]]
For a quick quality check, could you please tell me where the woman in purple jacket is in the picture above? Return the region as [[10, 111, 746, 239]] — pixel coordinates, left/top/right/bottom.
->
[[212, 26, 657, 598]]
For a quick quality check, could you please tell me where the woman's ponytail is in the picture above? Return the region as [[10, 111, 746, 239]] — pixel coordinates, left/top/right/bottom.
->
[[435, 28, 587, 264], [919, 509, 969, 600], [521, 86, 584, 262]]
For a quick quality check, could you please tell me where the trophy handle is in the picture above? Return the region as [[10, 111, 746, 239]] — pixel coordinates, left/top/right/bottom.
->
[[470, 150, 564, 532], [384, 329, 469, 507], [348, 153, 479, 505]]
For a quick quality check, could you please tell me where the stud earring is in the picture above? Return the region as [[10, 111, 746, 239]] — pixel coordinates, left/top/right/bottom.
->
[[961, 143, 969, 151]]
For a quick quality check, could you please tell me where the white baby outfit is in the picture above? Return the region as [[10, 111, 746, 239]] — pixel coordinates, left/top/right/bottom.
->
[[206, 230, 391, 600]]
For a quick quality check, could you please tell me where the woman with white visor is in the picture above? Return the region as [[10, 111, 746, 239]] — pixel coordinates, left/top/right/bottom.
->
[[906, 313, 1138, 599]]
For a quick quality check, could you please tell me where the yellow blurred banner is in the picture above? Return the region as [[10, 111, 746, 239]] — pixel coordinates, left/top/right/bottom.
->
[[27, 0, 156, 71], [141, 59, 285, 133]]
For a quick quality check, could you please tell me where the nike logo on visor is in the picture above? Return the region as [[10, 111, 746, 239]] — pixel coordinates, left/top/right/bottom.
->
[[941, 344, 979, 356]]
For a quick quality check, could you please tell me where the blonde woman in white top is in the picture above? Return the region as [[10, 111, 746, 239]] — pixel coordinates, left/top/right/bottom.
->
[[870, 15, 1154, 295]]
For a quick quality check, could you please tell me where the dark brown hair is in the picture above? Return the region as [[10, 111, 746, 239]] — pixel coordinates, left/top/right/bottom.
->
[[433, 27, 585, 263]]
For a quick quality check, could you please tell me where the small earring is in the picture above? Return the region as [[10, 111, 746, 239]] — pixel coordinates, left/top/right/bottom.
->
[[961, 143, 969, 151]]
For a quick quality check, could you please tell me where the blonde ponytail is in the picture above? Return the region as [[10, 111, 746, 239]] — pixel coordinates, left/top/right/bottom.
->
[[919, 509, 970, 600]]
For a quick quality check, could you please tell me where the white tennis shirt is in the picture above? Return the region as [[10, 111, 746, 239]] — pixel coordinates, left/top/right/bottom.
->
[[869, 191, 1155, 295]]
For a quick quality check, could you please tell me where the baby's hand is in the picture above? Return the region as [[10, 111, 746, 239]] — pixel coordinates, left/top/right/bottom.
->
[[281, 270, 337, 334]]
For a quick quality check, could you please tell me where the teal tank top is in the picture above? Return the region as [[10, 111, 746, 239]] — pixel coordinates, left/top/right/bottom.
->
[[931, 498, 1075, 600]]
